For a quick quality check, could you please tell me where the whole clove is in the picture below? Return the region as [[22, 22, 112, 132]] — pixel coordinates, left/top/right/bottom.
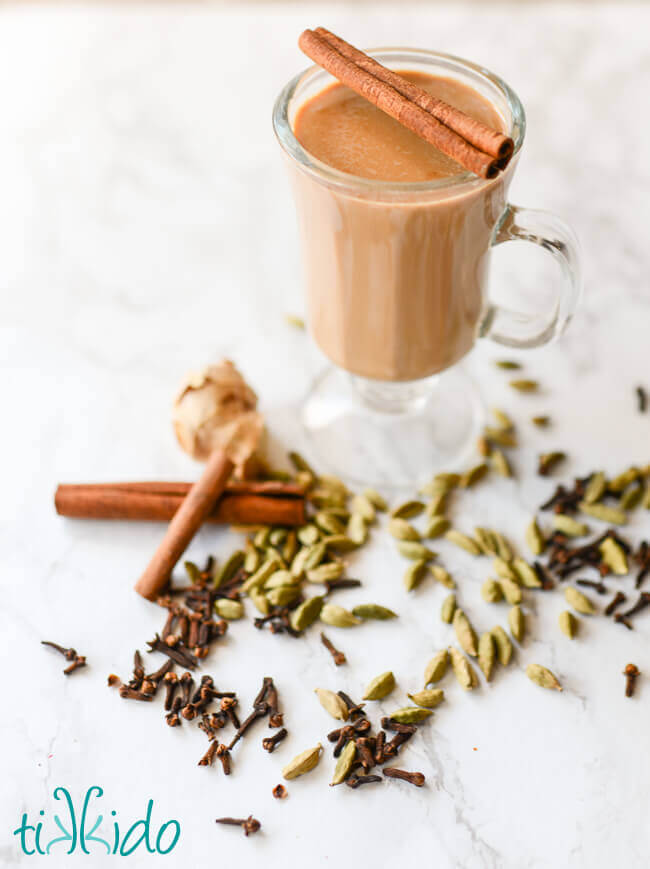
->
[[163, 672, 179, 710], [41, 641, 87, 676], [216, 743, 232, 775], [337, 691, 365, 720], [383, 767, 425, 787], [576, 578, 608, 595], [146, 634, 198, 670], [118, 686, 153, 702], [272, 783, 287, 799], [320, 632, 346, 666], [355, 737, 375, 771], [346, 774, 382, 789], [623, 663, 640, 697], [165, 695, 182, 727], [605, 591, 627, 616], [215, 816, 260, 836], [617, 592, 650, 621], [262, 728, 288, 753], [636, 386, 647, 413], [198, 741, 219, 767]]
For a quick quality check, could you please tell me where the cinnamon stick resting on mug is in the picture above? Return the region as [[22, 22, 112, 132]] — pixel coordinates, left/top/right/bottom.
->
[[54, 481, 306, 527]]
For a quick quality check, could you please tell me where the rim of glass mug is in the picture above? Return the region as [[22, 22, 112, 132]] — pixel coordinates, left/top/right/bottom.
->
[[272, 47, 526, 199]]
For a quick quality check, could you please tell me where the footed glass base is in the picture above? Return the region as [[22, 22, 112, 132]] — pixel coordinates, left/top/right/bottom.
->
[[301, 366, 484, 490]]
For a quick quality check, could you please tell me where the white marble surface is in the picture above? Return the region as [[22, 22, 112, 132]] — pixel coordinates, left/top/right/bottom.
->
[[1, 4, 650, 867]]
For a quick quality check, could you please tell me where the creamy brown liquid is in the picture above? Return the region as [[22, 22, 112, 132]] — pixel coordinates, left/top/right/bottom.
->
[[289, 72, 514, 381]]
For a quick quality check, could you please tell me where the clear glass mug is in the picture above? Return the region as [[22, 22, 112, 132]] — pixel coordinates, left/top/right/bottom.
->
[[273, 48, 581, 487]]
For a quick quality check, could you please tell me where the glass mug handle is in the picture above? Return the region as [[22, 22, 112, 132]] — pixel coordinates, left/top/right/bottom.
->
[[482, 204, 581, 348]]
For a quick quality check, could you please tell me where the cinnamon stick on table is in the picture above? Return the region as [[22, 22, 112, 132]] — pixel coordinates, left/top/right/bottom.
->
[[298, 28, 513, 179], [54, 481, 306, 527]]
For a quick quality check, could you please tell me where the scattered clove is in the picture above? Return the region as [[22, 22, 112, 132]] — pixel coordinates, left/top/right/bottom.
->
[[262, 728, 288, 753], [41, 641, 87, 675], [272, 783, 287, 799], [321, 632, 346, 666], [215, 816, 260, 836], [623, 663, 640, 697], [346, 774, 382, 789], [383, 767, 425, 787]]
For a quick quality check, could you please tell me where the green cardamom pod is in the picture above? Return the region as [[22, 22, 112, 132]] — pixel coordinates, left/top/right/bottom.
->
[[491, 448, 512, 478], [290, 547, 311, 579], [347, 513, 368, 545], [525, 518, 545, 556], [445, 529, 482, 556], [297, 523, 320, 546], [478, 631, 495, 681], [321, 534, 357, 553], [609, 467, 640, 493], [249, 587, 270, 616], [495, 359, 521, 370], [350, 494, 376, 523], [289, 595, 324, 632], [565, 586, 596, 615], [481, 579, 503, 603], [391, 499, 425, 519], [320, 604, 361, 628], [264, 569, 299, 590], [214, 551, 245, 587], [579, 501, 627, 526], [266, 585, 300, 607], [513, 558, 542, 588], [494, 532, 513, 561], [538, 451, 566, 476], [509, 378, 539, 392], [430, 564, 455, 589], [184, 560, 202, 584], [474, 527, 499, 556], [559, 610, 577, 638], [424, 650, 448, 685], [453, 608, 478, 656], [620, 484, 643, 510], [389, 706, 433, 724], [244, 543, 261, 574], [449, 647, 477, 690], [526, 663, 562, 691], [441, 593, 457, 624], [214, 598, 244, 620], [242, 557, 281, 594], [531, 415, 550, 427], [500, 578, 522, 605], [351, 604, 397, 620], [314, 510, 346, 536], [492, 407, 515, 430], [583, 471, 606, 505], [493, 556, 518, 582], [330, 739, 356, 786], [397, 541, 435, 561], [306, 562, 344, 584], [425, 492, 447, 517], [315, 688, 349, 720], [282, 743, 323, 780], [407, 688, 444, 709], [303, 541, 328, 570], [508, 605, 525, 642], [424, 516, 451, 539], [459, 463, 489, 488], [389, 517, 421, 541], [491, 625, 512, 665], [599, 537, 629, 574], [362, 670, 396, 701], [269, 527, 288, 547], [404, 559, 428, 591], [254, 526, 272, 548], [484, 426, 518, 448], [363, 488, 388, 511], [552, 514, 589, 537]]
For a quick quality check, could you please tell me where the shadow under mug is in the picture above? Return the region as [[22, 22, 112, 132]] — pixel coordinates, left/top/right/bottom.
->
[[273, 48, 581, 488]]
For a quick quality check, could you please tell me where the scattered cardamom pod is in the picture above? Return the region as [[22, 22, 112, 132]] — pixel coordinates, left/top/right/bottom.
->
[[315, 688, 349, 720], [565, 586, 596, 615], [508, 605, 525, 642], [264, 569, 298, 590], [477, 435, 492, 457], [352, 604, 397, 620], [449, 647, 477, 690], [459, 463, 489, 488], [583, 471, 606, 504], [599, 537, 629, 574], [492, 407, 514, 430], [620, 484, 643, 510], [314, 510, 346, 536], [445, 529, 482, 556], [244, 543, 261, 574], [552, 514, 589, 537], [478, 632, 495, 681], [214, 551, 245, 587], [389, 517, 421, 541], [269, 527, 288, 546], [430, 564, 455, 589], [474, 527, 499, 556], [363, 488, 388, 511], [509, 378, 539, 392], [350, 494, 376, 523], [441, 593, 457, 624], [491, 626, 513, 665], [579, 501, 627, 526], [330, 739, 356, 786], [214, 598, 244, 620], [306, 562, 344, 584], [424, 650, 448, 685], [538, 451, 566, 476], [282, 530, 298, 562], [320, 604, 362, 628], [453, 608, 478, 656], [289, 595, 324, 632], [513, 557, 542, 588], [397, 541, 435, 561], [322, 534, 357, 553], [494, 532, 513, 561], [303, 541, 328, 571], [297, 524, 320, 547], [282, 743, 323, 780], [495, 360, 521, 370], [242, 557, 282, 593], [484, 427, 518, 448], [408, 688, 444, 708], [249, 587, 270, 616], [391, 499, 425, 519], [559, 610, 577, 638], [525, 518, 545, 556], [267, 586, 300, 607], [286, 314, 305, 329], [491, 448, 512, 477], [425, 492, 447, 517], [608, 467, 639, 493], [254, 526, 271, 548], [389, 706, 433, 724], [526, 663, 562, 691], [404, 559, 428, 592], [347, 513, 368, 546], [493, 556, 518, 582], [424, 516, 451, 538], [363, 671, 396, 701], [531, 415, 550, 427], [481, 579, 503, 603], [500, 578, 522, 605]]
